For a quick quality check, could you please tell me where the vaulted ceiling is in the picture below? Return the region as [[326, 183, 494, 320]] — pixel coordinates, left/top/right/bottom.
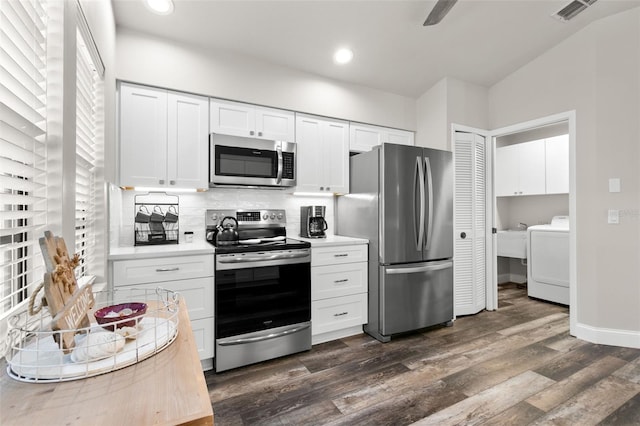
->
[[112, 0, 640, 98]]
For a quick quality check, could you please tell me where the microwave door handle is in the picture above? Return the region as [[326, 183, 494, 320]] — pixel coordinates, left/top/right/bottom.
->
[[276, 143, 283, 184]]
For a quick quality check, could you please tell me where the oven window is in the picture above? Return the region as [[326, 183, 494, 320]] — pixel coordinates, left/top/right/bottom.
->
[[216, 145, 277, 178], [215, 263, 311, 338]]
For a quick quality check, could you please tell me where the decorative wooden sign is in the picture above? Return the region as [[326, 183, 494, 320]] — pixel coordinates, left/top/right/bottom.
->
[[37, 231, 95, 353]]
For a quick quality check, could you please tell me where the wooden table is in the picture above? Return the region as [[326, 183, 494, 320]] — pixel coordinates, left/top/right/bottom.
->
[[1, 300, 214, 426]]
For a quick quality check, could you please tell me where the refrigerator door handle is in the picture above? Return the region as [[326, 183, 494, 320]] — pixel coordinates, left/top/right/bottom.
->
[[415, 156, 425, 250], [424, 157, 434, 251], [386, 260, 453, 275]]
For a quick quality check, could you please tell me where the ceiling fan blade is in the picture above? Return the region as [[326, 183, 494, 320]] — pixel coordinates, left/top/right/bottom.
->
[[423, 0, 458, 26]]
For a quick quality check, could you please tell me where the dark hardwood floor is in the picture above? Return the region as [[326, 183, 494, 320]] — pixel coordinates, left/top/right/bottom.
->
[[205, 284, 640, 425]]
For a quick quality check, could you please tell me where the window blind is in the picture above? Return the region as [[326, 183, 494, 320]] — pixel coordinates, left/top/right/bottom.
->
[[0, 0, 48, 316], [75, 26, 98, 279]]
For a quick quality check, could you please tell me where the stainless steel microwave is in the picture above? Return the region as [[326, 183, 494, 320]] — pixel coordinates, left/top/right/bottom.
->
[[209, 133, 296, 188]]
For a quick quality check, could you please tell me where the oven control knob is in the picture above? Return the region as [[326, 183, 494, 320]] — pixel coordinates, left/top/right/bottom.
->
[[262, 213, 269, 220], [270, 213, 276, 219], [277, 213, 283, 219], [211, 213, 218, 221]]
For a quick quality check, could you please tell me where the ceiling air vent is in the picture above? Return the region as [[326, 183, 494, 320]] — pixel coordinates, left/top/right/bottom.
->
[[553, 0, 597, 22]]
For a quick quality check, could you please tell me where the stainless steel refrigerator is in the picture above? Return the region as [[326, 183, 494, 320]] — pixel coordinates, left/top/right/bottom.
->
[[336, 143, 453, 342]]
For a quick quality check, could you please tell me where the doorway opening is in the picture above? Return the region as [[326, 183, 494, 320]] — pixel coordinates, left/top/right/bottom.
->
[[494, 121, 570, 307], [452, 110, 577, 337]]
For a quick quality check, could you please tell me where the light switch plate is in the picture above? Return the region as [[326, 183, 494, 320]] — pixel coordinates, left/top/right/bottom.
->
[[608, 209, 619, 224], [609, 178, 621, 193]]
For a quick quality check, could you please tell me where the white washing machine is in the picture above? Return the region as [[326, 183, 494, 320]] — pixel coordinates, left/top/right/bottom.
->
[[527, 216, 570, 305]]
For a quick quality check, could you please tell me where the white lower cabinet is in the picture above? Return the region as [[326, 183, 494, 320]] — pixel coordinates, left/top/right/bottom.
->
[[111, 254, 215, 364], [312, 293, 367, 336], [311, 243, 368, 345], [190, 317, 215, 363]]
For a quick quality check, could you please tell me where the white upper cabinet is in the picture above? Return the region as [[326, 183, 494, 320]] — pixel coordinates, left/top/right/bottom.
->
[[167, 92, 209, 188], [210, 98, 295, 142], [349, 123, 414, 153], [385, 128, 414, 146], [517, 140, 546, 195], [495, 144, 519, 197], [119, 83, 208, 189], [495, 135, 569, 197], [495, 139, 546, 197], [119, 84, 168, 187], [545, 135, 569, 194], [349, 123, 384, 152], [296, 113, 349, 194]]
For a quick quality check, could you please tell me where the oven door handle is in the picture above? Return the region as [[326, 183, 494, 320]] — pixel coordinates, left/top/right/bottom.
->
[[217, 322, 311, 346], [217, 252, 309, 263]]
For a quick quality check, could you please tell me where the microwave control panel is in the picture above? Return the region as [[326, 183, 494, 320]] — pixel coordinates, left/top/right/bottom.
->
[[283, 152, 294, 179]]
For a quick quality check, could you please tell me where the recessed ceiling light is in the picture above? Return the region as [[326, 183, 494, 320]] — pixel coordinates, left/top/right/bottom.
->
[[144, 0, 174, 15], [334, 48, 354, 65]]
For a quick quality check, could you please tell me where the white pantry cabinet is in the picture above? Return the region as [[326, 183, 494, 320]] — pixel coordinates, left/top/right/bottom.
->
[[111, 254, 215, 362], [119, 83, 209, 189], [495, 139, 546, 197], [310, 243, 368, 344], [295, 113, 349, 194], [349, 123, 414, 153], [210, 98, 295, 142]]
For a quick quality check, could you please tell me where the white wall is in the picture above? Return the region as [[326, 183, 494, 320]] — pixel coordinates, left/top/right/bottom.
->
[[416, 78, 448, 150], [496, 194, 569, 231], [115, 29, 416, 133], [489, 8, 640, 339], [447, 77, 490, 134], [416, 77, 489, 151]]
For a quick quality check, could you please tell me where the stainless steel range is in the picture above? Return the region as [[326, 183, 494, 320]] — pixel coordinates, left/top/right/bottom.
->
[[206, 209, 311, 372]]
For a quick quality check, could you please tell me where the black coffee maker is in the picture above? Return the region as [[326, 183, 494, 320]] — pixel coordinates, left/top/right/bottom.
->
[[300, 205, 328, 238]]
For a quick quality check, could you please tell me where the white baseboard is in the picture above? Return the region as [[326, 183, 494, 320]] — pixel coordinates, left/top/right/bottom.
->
[[575, 322, 640, 349], [509, 273, 526, 284], [201, 358, 214, 371], [312, 325, 363, 345], [497, 273, 526, 284], [498, 273, 511, 284]]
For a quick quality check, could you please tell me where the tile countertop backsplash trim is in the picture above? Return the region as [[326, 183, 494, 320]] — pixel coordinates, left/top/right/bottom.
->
[[109, 241, 215, 261]]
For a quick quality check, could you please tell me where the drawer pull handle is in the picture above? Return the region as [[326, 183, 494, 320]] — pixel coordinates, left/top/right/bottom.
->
[[156, 267, 179, 272], [334, 311, 348, 317], [334, 254, 348, 257], [334, 279, 349, 283]]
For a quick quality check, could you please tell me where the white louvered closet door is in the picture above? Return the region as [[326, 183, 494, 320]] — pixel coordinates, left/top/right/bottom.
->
[[454, 132, 486, 316]]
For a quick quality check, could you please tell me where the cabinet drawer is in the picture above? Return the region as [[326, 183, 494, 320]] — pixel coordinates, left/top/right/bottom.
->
[[312, 262, 367, 300], [311, 244, 367, 267], [312, 293, 367, 336], [113, 255, 214, 286], [116, 277, 213, 321], [190, 317, 214, 360]]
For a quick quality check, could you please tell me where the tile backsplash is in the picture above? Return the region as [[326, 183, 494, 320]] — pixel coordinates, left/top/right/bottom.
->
[[111, 186, 336, 247]]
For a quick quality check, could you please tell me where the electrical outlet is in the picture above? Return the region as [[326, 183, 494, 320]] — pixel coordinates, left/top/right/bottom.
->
[[608, 209, 619, 224]]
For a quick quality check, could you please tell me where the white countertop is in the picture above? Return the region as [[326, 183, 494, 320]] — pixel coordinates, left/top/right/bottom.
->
[[295, 234, 368, 247], [109, 241, 215, 261]]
